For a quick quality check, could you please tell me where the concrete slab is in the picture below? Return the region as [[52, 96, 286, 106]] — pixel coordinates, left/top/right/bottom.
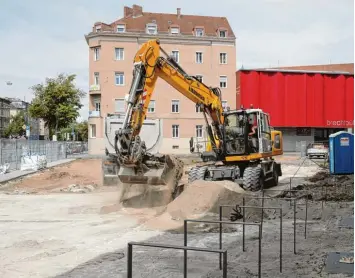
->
[[339, 216, 354, 229], [0, 159, 75, 184], [325, 252, 354, 275]]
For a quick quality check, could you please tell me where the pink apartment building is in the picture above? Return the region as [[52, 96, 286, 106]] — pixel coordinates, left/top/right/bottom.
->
[[85, 4, 236, 155]]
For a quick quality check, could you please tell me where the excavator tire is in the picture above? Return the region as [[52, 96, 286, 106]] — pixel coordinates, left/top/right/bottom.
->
[[188, 166, 208, 183], [243, 166, 264, 191]]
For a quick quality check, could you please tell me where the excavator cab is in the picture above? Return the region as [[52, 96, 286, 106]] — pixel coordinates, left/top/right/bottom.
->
[[222, 109, 273, 156]]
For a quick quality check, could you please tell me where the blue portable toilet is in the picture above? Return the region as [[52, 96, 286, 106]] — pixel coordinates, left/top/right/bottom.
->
[[329, 131, 354, 175]]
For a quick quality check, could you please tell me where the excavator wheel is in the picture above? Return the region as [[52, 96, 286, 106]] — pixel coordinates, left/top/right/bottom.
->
[[188, 166, 208, 183], [243, 166, 264, 191]]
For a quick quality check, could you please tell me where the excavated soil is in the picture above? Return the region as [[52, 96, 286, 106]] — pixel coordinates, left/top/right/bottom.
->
[[143, 180, 248, 231], [276, 171, 354, 202], [0, 159, 103, 194]]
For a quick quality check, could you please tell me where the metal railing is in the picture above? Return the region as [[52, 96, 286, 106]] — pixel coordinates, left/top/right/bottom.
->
[[127, 242, 228, 278]]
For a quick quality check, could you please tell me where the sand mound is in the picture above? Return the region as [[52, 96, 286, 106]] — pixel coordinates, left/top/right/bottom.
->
[[143, 180, 248, 231]]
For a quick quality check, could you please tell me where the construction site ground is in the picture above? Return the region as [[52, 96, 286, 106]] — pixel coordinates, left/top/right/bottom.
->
[[0, 155, 353, 278]]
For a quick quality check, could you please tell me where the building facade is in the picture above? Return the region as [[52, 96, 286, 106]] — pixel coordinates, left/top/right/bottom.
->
[[85, 4, 236, 155], [5, 97, 49, 140], [236, 65, 354, 151], [0, 97, 11, 138]]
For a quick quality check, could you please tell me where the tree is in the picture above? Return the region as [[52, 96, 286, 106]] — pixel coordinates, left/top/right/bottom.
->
[[4, 111, 26, 138], [58, 121, 88, 141], [29, 73, 85, 137], [76, 121, 88, 141]]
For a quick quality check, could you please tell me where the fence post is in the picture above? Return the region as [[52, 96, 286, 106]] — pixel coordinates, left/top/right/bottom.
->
[[15, 140, 18, 170], [0, 139, 2, 165]]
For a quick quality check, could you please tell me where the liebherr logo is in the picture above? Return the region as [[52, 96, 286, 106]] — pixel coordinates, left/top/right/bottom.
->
[[188, 86, 205, 101]]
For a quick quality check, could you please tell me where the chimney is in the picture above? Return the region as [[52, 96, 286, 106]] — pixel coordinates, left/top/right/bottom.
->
[[132, 4, 143, 17], [124, 6, 133, 17], [177, 8, 181, 19]]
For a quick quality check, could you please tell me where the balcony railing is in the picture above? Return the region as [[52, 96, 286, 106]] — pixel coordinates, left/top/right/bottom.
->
[[89, 110, 100, 117], [89, 84, 101, 93]]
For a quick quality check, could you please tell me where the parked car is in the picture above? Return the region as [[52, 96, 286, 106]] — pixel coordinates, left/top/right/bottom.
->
[[306, 142, 329, 159]]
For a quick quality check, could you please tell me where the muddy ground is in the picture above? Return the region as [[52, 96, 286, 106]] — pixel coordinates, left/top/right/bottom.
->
[[0, 156, 353, 278], [56, 166, 353, 278]]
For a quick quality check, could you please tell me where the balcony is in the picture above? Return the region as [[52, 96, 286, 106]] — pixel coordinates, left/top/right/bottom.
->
[[89, 110, 100, 117], [89, 84, 101, 94]]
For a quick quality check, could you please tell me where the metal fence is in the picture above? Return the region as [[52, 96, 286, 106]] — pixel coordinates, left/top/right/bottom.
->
[[0, 139, 88, 172]]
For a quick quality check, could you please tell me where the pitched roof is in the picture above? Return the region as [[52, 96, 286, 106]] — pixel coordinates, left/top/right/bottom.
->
[[114, 14, 234, 37], [94, 5, 235, 38]]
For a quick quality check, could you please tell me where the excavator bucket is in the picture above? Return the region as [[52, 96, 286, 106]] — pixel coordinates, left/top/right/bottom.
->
[[117, 155, 182, 186]]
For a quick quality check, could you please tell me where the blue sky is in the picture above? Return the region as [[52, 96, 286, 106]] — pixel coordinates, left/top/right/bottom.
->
[[0, 0, 353, 120]]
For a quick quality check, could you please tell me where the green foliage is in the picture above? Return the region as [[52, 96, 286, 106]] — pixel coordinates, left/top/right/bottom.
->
[[59, 121, 88, 141], [28, 73, 85, 134], [4, 112, 26, 137], [76, 121, 88, 141]]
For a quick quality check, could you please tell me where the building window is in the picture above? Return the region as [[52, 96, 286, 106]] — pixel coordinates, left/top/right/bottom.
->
[[148, 100, 155, 113], [94, 101, 101, 112], [95, 25, 101, 32], [115, 48, 124, 60], [170, 27, 180, 34], [220, 53, 227, 64], [172, 125, 179, 138], [222, 100, 228, 110], [115, 99, 125, 113], [196, 125, 203, 138], [219, 30, 227, 37], [90, 124, 96, 138], [195, 105, 203, 113], [94, 72, 99, 85], [115, 72, 124, 86], [220, 76, 227, 88], [196, 52, 203, 64], [93, 47, 100, 61], [117, 24, 125, 33], [146, 23, 157, 34], [195, 28, 204, 37], [195, 75, 203, 83], [171, 100, 179, 113], [172, 50, 179, 63]]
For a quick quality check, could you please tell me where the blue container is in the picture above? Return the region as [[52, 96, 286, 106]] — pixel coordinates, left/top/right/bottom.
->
[[329, 131, 354, 175]]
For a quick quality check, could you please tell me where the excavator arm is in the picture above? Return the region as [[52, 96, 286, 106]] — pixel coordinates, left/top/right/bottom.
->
[[115, 39, 225, 184]]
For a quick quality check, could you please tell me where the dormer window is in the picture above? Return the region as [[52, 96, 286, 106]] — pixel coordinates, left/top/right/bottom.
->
[[219, 30, 227, 37], [95, 25, 101, 32], [146, 23, 157, 35], [170, 27, 180, 35], [117, 24, 126, 33], [195, 28, 204, 37]]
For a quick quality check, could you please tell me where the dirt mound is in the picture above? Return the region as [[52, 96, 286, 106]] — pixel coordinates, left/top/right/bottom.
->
[[291, 171, 354, 202], [307, 171, 329, 182], [1, 159, 102, 193], [47, 171, 70, 180], [143, 180, 249, 231]]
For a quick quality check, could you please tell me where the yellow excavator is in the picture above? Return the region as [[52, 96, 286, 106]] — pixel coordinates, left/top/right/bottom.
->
[[114, 39, 283, 192]]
